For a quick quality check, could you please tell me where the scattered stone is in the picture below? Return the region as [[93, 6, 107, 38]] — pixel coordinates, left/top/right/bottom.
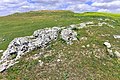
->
[[0, 50, 3, 53], [104, 42, 114, 57], [61, 28, 78, 44], [104, 42, 111, 48], [57, 59, 62, 62], [107, 24, 114, 28], [80, 37, 87, 41], [79, 22, 93, 28], [2, 20, 116, 72], [101, 34, 110, 37], [97, 22, 114, 28], [30, 52, 43, 60], [107, 49, 114, 57], [86, 44, 90, 48], [114, 51, 120, 58], [105, 18, 110, 21], [98, 22, 107, 26], [2, 39, 5, 41], [92, 44, 96, 48], [79, 23, 86, 28], [6, 60, 19, 70], [104, 42, 120, 58], [81, 45, 86, 48], [86, 21, 94, 25], [98, 18, 103, 21], [79, 22, 94, 28], [38, 60, 44, 66], [70, 24, 77, 29], [113, 35, 120, 39], [61, 27, 65, 29], [111, 20, 116, 22]]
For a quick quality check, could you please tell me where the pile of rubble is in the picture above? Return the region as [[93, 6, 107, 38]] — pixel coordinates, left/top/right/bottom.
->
[[0, 27, 78, 72]]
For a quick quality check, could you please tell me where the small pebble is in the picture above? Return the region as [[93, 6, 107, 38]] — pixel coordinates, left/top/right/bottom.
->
[[86, 44, 90, 48]]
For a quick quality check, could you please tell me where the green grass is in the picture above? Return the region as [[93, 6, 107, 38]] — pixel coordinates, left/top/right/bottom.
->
[[0, 10, 120, 80], [0, 10, 80, 50]]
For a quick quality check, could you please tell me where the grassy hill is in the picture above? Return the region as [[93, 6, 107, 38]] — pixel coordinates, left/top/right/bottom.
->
[[0, 10, 120, 80]]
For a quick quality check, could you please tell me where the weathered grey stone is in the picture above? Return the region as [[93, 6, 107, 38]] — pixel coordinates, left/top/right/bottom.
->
[[0, 50, 3, 53], [1, 37, 31, 61], [86, 44, 90, 48], [32, 27, 61, 47], [0, 62, 7, 72], [6, 60, 19, 69], [104, 42, 111, 48], [33, 27, 61, 39], [0, 26, 78, 72], [104, 42, 120, 58], [113, 35, 120, 39], [61, 28, 77, 44], [81, 45, 86, 48], [0, 60, 19, 72], [38, 60, 44, 66], [1, 27, 61, 62], [79, 23, 86, 28], [114, 51, 120, 58], [107, 49, 114, 57], [79, 22, 94, 28]]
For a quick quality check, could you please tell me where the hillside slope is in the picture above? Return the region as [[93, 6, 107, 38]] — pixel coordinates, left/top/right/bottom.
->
[[0, 10, 120, 80]]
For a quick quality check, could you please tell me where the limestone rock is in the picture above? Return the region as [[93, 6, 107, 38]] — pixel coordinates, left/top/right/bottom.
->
[[57, 59, 62, 62], [107, 49, 114, 57], [104, 42, 111, 48], [69, 24, 77, 29], [1, 27, 61, 62], [114, 51, 120, 58], [79, 23, 86, 28], [1, 37, 33, 61], [33, 27, 61, 39], [61, 28, 77, 44], [0, 60, 19, 72], [86, 44, 90, 48], [113, 35, 120, 39], [81, 45, 86, 48], [0, 50, 3, 53], [0, 62, 7, 72], [0, 26, 78, 72], [38, 60, 44, 66]]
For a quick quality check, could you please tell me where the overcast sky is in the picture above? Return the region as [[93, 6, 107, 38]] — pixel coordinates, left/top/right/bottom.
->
[[0, 0, 120, 16]]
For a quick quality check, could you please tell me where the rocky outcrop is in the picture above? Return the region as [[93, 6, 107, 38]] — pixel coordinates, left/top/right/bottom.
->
[[0, 26, 78, 72], [61, 28, 77, 44]]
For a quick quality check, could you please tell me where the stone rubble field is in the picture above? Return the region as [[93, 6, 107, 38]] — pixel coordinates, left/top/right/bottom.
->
[[0, 20, 119, 72], [0, 11, 120, 80]]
